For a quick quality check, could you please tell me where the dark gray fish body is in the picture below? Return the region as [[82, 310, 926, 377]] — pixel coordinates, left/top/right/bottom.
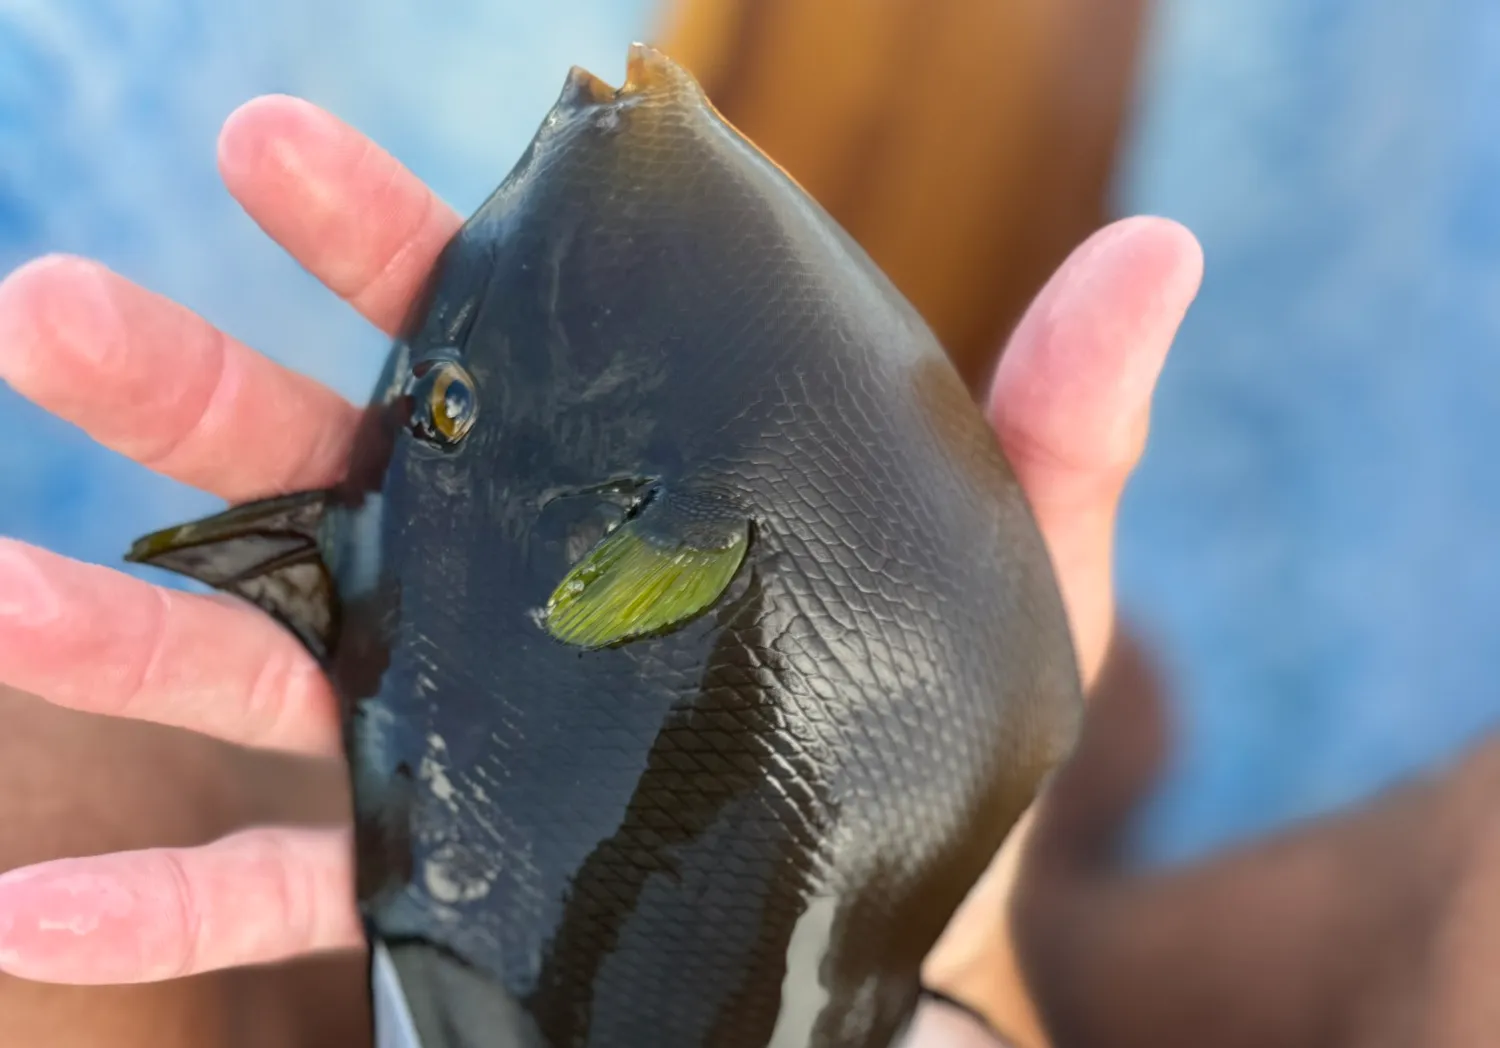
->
[[130, 45, 1082, 1048]]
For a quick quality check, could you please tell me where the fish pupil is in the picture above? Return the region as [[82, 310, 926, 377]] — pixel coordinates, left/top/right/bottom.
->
[[405, 359, 478, 446], [443, 382, 472, 423]]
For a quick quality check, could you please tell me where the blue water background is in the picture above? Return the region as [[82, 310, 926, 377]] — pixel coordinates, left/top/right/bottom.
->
[[2, 0, 1498, 861], [1118, 0, 1500, 859]]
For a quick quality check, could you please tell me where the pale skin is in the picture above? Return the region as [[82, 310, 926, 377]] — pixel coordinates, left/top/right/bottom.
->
[[0, 95, 1202, 1045]]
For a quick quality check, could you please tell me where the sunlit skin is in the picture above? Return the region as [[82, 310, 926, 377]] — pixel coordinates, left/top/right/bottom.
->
[[0, 93, 1200, 1043]]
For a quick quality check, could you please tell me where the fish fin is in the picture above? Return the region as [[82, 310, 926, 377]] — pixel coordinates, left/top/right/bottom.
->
[[543, 486, 750, 649], [376, 939, 543, 1048], [125, 491, 337, 659]]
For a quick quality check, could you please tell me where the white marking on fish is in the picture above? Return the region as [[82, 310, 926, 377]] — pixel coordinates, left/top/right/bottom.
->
[[766, 894, 837, 1048]]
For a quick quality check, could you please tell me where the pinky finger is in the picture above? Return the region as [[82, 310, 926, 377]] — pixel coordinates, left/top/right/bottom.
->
[[0, 826, 361, 985]]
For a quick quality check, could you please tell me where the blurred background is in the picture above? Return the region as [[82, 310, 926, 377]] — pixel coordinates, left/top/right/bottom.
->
[[1, 0, 1498, 865]]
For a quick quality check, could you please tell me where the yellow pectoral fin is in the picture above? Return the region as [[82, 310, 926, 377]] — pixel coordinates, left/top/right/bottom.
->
[[543, 491, 750, 649]]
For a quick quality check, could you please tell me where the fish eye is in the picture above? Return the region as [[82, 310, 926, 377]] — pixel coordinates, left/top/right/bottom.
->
[[407, 360, 478, 446]]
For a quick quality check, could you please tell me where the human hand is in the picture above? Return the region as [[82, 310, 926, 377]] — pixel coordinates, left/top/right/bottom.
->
[[0, 95, 1200, 1038], [1009, 622, 1500, 1048]]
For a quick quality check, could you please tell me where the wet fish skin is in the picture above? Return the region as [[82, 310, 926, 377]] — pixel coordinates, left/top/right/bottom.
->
[[129, 44, 1082, 1048]]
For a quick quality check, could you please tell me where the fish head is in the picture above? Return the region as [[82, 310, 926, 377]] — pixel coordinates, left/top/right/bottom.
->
[[128, 44, 1084, 1048]]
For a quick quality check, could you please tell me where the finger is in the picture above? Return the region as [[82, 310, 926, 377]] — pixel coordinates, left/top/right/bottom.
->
[[0, 826, 359, 985], [1023, 624, 1175, 874], [0, 254, 363, 502], [1014, 787, 1450, 1048], [990, 215, 1202, 686], [0, 539, 338, 756], [955, 638, 1174, 1039], [922, 219, 1200, 1043], [0, 97, 462, 503], [217, 95, 463, 337]]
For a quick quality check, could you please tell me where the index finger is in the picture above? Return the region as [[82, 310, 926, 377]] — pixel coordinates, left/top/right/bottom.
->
[[217, 95, 464, 338], [0, 98, 461, 502]]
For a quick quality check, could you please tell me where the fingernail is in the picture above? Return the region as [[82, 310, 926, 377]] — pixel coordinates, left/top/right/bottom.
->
[[0, 862, 138, 981], [0, 255, 120, 378], [219, 95, 330, 187], [44, 260, 121, 369], [1053, 216, 1202, 407], [1017, 215, 1202, 469], [0, 541, 61, 625]]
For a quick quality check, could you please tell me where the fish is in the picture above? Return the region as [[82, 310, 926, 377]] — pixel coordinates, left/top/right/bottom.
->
[[126, 44, 1083, 1048]]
